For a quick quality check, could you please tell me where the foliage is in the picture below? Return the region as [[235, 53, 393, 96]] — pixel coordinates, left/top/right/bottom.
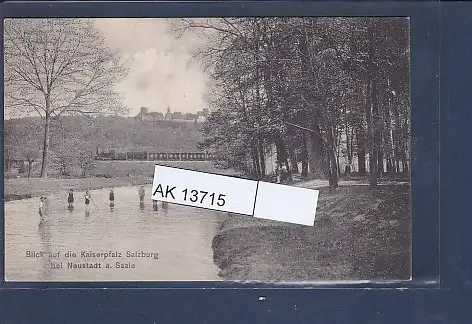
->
[[4, 115, 205, 177], [176, 17, 411, 188]]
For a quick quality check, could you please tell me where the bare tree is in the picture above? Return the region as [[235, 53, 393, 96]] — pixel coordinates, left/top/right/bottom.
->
[[4, 19, 128, 178]]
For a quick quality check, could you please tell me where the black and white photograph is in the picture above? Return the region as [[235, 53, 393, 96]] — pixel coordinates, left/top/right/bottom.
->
[[4, 17, 411, 282]]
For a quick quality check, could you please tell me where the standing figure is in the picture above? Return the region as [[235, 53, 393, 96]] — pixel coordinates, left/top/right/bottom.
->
[[67, 189, 74, 211], [152, 200, 158, 211], [84, 190, 91, 214], [138, 186, 145, 210], [38, 196, 46, 221], [138, 186, 145, 203], [345, 162, 352, 177], [280, 164, 288, 183], [109, 188, 115, 210], [275, 163, 281, 184], [161, 201, 168, 210]]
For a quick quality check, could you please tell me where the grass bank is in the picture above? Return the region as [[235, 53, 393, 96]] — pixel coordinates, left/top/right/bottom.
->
[[4, 160, 232, 202], [4, 176, 152, 202], [212, 181, 411, 281], [93, 160, 235, 178]]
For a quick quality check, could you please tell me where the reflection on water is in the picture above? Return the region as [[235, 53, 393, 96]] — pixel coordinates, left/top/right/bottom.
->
[[5, 185, 227, 282]]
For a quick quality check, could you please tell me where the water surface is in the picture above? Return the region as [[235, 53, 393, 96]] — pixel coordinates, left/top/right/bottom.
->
[[5, 185, 227, 282]]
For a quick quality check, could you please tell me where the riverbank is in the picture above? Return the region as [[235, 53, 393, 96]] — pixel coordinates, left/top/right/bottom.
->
[[4, 160, 234, 202], [4, 176, 152, 202], [212, 181, 411, 281]]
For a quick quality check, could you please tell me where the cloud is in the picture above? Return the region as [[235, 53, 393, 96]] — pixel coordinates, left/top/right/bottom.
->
[[93, 18, 209, 116]]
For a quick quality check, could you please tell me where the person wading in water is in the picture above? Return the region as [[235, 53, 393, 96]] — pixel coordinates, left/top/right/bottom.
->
[[138, 186, 145, 209], [161, 200, 168, 211], [67, 189, 74, 211], [109, 188, 115, 211], [84, 190, 91, 215], [138, 186, 145, 202], [38, 196, 47, 222]]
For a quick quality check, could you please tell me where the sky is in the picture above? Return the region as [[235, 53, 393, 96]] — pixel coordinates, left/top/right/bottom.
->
[[94, 18, 209, 117], [3, 18, 212, 120]]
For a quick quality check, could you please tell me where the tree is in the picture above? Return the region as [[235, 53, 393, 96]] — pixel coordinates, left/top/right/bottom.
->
[[23, 147, 40, 178], [177, 17, 410, 188], [4, 19, 128, 178], [77, 148, 96, 178], [53, 138, 77, 176]]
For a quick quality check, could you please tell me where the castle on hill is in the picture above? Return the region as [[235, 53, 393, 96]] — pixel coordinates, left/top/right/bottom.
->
[[134, 106, 209, 124]]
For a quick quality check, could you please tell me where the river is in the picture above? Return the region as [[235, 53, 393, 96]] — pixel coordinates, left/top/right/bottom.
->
[[4, 185, 228, 282]]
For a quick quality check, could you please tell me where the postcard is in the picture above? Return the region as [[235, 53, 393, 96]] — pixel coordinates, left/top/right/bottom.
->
[[3, 17, 411, 282]]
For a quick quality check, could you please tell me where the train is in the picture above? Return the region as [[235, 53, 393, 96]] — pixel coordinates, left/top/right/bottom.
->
[[95, 149, 214, 162]]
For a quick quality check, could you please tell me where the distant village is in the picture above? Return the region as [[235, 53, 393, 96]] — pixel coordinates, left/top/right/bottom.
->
[[134, 106, 209, 124]]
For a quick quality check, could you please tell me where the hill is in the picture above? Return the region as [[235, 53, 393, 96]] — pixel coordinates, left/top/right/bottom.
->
[[4, 115, 204, 153]]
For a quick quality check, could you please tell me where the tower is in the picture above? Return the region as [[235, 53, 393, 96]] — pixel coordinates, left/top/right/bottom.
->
[[165, 106, 173, 120]]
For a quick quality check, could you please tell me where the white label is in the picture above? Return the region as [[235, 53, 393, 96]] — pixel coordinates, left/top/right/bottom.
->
[[253, 181, 319, 226], [151, 165, 258, 215], [151, 165, 320, 226]]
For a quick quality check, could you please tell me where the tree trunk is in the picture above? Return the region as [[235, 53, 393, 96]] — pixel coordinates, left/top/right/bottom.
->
[[386, 155, 394, 175], [251, 141, 261, 180], [40, 111, 51, 178], [285, 160, 293, 183], [288, 144, 299, 174], [378, 153, 383, 176], [275, 135, 287, 165], [5, 149, 11, 172], [384, 82, 396, 176], [335, 128, 341, 176], [402, 150, 409, 174], [307, 124, 327, 179], [365, 78, 377, 186], [326, 125, 339, 189], [346, 124, 353, 166], [27, 161, 33, 178], [366, 22, 378, 186], [372, 80, 382, 178], [357, 126, 367, 175], [275, 134, 292, 182], [257, 136, 266, 179], [300, 132, 309, 179], [297, 28, 327, 180], [391, 98, 401, 175]]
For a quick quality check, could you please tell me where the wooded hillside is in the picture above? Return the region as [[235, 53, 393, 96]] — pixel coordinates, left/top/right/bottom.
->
[[4, 115, 203, 176]]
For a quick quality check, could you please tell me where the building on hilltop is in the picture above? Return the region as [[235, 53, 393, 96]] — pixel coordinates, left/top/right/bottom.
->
[[173, 111, 182, 119], [165, 106, 173, 120], [135, 107, 164, 122], [134, 106, 210, 124]]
